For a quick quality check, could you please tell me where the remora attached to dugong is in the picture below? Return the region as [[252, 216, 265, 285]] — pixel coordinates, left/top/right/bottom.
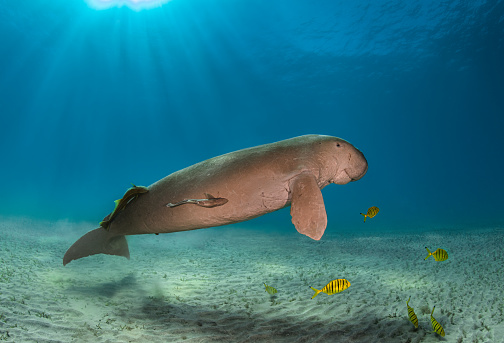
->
[[63, 135, 367, 265]]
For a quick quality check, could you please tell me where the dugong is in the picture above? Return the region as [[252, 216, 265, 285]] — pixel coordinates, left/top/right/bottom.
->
[[63, 135, 367, 265]]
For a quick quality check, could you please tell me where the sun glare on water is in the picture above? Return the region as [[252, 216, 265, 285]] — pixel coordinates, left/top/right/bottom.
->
[[85, 0, 171, 10]]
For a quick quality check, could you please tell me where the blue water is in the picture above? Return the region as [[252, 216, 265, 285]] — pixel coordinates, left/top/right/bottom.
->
[[1, 0, 503, 232]]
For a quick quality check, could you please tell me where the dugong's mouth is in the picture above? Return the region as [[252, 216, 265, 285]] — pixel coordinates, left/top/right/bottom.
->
[[349, 163, 368, 181], [334, 164, 367, 185], [332, 169, 352, 185]]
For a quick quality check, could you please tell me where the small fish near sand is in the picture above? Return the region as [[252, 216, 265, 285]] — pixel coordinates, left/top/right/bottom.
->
[[310, 279, 351, 299], [424, 247, 449, 262], [360, 206, 379, 222], [264, 283, 277, 295], [406, 296, 419, 328], [430, 306, 445, 337]]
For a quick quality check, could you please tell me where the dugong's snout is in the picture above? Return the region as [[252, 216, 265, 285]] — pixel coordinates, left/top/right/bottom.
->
[[330, 141, 368, 185], [347, 147, 368, 181], [339, 144, 367, 183]]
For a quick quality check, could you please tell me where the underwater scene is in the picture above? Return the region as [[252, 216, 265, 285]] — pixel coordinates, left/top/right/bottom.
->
[[1, 0, 503, 342]]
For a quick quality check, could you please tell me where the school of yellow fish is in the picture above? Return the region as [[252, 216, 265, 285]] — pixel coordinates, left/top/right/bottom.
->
[[106, 184, 450, 337], [260, 206, 449, 338]]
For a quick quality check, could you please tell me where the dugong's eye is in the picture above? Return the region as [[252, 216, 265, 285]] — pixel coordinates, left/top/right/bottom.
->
[[336, 143, 341, 147]]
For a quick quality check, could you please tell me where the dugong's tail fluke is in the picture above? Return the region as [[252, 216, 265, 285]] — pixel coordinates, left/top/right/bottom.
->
[[63, 228, 130, 266]]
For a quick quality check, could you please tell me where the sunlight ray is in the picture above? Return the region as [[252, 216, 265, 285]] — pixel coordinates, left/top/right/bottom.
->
[[84, 0, 171, 11]]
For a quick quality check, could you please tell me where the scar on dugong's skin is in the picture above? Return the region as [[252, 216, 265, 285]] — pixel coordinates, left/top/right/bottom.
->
[[63, 134, 368, 265]]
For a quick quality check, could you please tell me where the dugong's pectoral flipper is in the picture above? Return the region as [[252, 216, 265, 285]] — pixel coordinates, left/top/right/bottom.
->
[[63, 228, 129, 266], [289, 172, 327, 240]]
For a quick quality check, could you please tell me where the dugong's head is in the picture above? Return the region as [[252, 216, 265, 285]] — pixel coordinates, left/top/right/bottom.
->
[[318, 136, 368, 185]]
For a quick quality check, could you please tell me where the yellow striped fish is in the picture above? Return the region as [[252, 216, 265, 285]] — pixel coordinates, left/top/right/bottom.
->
[[264, 283, 277, 295], [430, 306, 445, 337], [310, 279, 350, 299], [424, 247, 449, 262], [406, 296, 418, 328], [100, 184, 149, 229], [360, 206, 379, 222]]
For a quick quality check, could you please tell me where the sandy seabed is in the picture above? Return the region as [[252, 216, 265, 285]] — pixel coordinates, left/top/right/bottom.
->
[[0, 217, 503, 343]]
